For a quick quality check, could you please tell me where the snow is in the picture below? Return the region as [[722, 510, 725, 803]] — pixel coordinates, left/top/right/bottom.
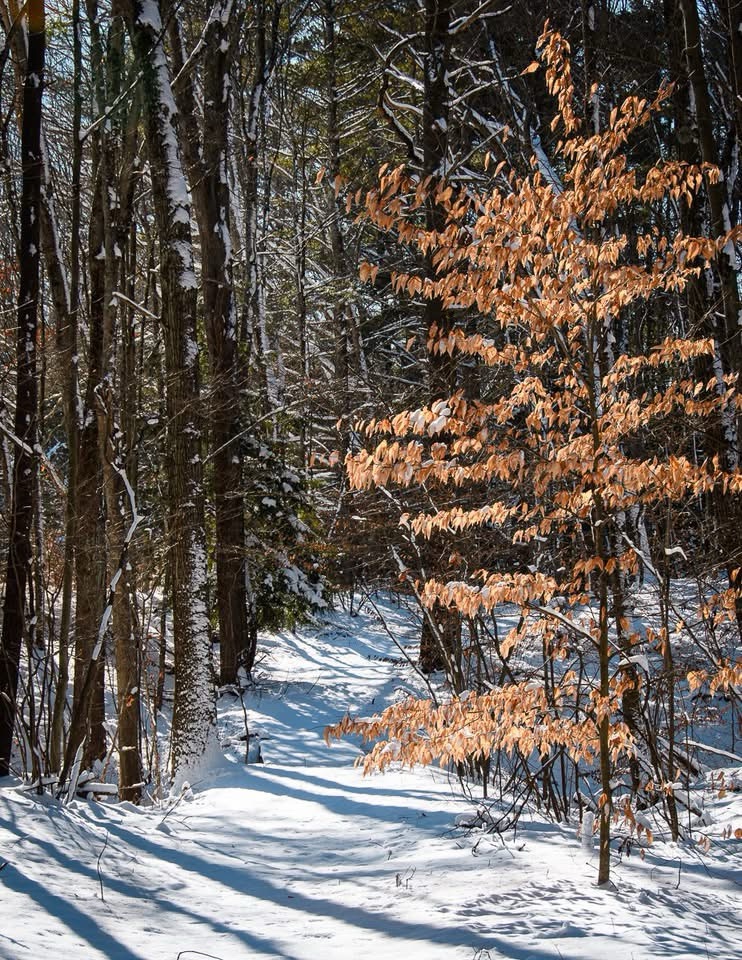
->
[[136, 0, 162, 31], [184, 333, 199, 367], [1, 598, 741, 959], [141, 18, 195, 283]]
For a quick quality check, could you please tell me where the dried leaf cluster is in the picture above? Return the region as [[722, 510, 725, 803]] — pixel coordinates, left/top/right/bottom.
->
[[326, 27, 741, 882]]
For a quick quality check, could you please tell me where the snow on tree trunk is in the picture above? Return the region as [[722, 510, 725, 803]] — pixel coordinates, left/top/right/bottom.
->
[[168, 5, 254, 684], [124, 0, 216, 788]]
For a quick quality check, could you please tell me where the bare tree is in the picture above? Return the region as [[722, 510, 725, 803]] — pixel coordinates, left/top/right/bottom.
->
[[169, 2, 255, 684], [0, 0, 45, 778], [123, 0, 216, 785]]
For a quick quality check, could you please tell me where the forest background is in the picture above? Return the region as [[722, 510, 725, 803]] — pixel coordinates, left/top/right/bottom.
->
[[0, 0, 739, 889]]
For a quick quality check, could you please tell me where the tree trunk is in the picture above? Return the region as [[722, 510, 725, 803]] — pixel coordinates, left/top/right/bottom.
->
[[0, 0, 77, 778], [168, 5, 254, 684], [0, 0, 45, 778], [325, 0, 366, 416], [239, 0, 283, 416], [49, 0, 81, 774], [677, 0, 742, 632], [95, 7, 143, 801], [69, 162, 107, 772], [124, 0, 216, 786], [419, 0, 458, 673]]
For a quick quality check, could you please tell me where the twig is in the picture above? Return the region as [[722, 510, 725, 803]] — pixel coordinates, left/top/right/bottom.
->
[[65, 743, 84, 803], [157, 778, 202, 828], [0, 421, 66, 495], [110, 290, 160, 321], [96, 831, 109, 901], [177, 952, 225, 960], [363, 591, 439, 704]]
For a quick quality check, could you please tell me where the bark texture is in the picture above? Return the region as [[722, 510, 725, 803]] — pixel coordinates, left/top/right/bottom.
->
[[0, 0, 45, 778], [124, 0, 216, 784]]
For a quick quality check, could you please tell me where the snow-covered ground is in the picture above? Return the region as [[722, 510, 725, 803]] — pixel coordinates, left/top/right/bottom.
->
[[1, 597, 740, 959]]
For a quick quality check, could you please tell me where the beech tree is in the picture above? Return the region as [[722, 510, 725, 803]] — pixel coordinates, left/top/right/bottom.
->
[[328, 28, 742, 885], [0, 0, 739, 814]]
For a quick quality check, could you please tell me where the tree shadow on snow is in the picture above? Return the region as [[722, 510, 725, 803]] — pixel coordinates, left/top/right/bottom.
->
[[0, 813, 305, 960], [66, 811, 563, 958]]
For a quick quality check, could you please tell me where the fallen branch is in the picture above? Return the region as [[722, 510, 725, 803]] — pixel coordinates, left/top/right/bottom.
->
[[682, 740, 742, 765]]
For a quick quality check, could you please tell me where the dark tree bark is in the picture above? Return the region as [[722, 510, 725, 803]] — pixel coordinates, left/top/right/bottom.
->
[[721, 1, 742, 154], [677, 0, 742, 630], [72, 159, 107, 769], [96, 8, 143, 801], [169, 3, 255, 684], [419, 0, 457, 674], [237, 0, 288, 414], [423, 0, 454, 402], [58, 157, 109, 788], [0, 0, 77, 777], [49, 0, 81, 773], [325, 0, 366, 415], [0, 0, 45, 778], [679, 0, 742, 379]]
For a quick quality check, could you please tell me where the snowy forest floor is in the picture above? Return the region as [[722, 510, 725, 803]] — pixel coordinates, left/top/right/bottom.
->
[[0, 597, 741, 960]]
